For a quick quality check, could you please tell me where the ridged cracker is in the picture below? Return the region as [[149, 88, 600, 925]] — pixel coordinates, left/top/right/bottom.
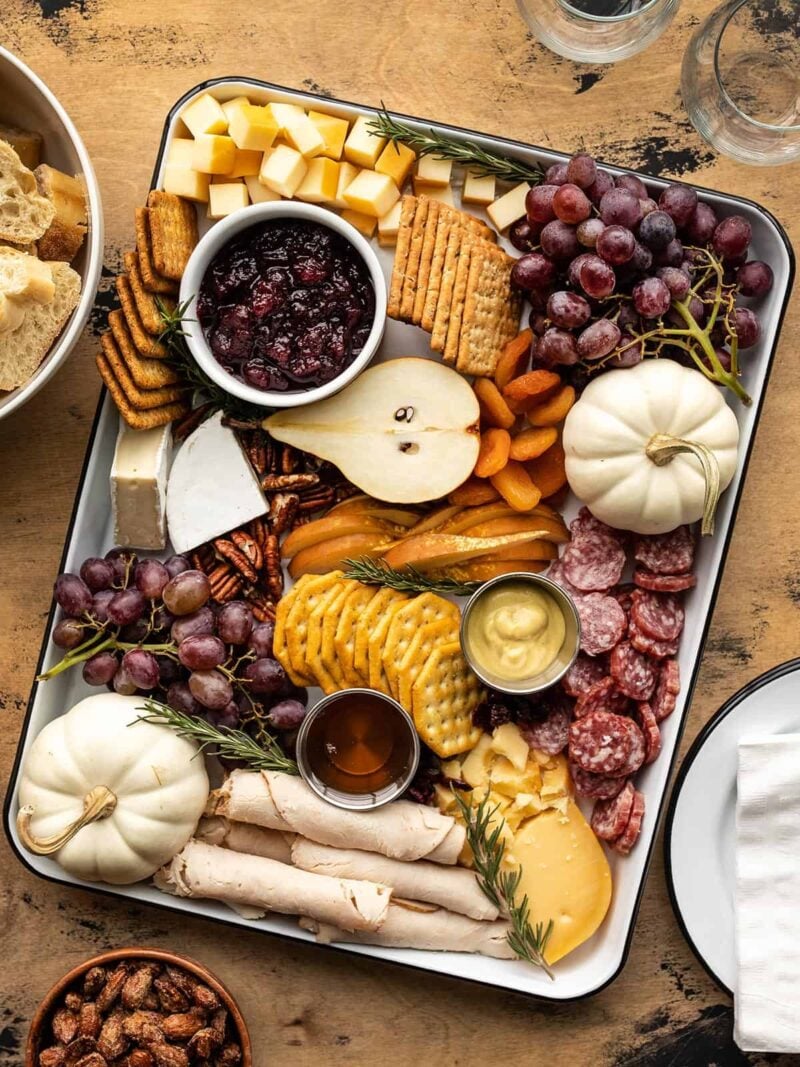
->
[[146, 190, 199, 281], [108, 309, 179, 390], [431, 225, 465, 353], [95, 350, 188, 430], [411, 198, 440, 325], [319, 579, 360, 693], [443, 233, 474, 365], [274, 580, 313, 686], [125, 249, 175, 335], [306, 582, 352, 695], [368, 596, 412, 694], [100, 333, 186, 410], [116, 274, 169, 358], [135, 207, 178, 295], [456, 243, 519, 377], [422, 207, 456, 333], [387, 196, 416, 320], [285, 572, 343, 684], [399, 193, 430, 321], [411, 641, 484, 758]]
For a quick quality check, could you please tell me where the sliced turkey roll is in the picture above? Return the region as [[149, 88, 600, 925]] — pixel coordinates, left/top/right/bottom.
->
[[195, 816, 294, 865]]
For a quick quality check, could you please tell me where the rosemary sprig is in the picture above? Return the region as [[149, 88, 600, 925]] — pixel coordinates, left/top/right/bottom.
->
[[343, 556, 480, 597], [367, 107, 544, 186], [137, 698, 299, 776], [453, 789, 555, 978]]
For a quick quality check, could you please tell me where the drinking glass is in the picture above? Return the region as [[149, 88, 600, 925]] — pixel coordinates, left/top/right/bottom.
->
[[516, 0, 681, 64], [681, 0, 800, 166]]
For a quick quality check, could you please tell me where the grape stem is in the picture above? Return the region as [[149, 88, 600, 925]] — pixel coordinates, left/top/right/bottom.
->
[[37, 633, 178, 682]]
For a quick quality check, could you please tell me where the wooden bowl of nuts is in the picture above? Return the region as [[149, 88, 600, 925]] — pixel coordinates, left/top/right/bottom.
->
[[25, 946, 252, 1067]]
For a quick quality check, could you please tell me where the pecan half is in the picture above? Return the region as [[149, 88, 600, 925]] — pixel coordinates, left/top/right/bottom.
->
[[280, 443, 298, 474], [249, 516, 268, 552], [268, 492, 299, 536], [263, 534, 284, 599], [261, 472, 319, 492], [244, 591, 276, 623], [173, 402, 214, 444], [213, 539, 259, 584], [207, 563, 243, 604], [230, 529, 263, 572], [241, 430, 267, 476], [191, 544, 216, 574], [297, 485, 336, 513], [221, 415, 261, 431]]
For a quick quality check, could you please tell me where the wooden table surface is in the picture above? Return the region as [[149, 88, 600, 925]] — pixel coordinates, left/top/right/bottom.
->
[[1, 1, 797, 1063]]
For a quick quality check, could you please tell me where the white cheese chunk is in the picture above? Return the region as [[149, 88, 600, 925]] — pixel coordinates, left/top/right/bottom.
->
[[462, 169, 496, 206], [487, 182, 531, 232], [343, 115, 386, 168], [111, 422, 172, 550], [259, 144, 308, 198], [244, 174, 281, 203], [166, 411, 266, 554], [208, 182, 250, 218], [180, 93, 228, 138], [415, 155, 452, 186]]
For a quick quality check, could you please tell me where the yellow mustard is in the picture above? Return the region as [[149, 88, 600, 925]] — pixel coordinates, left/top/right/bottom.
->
[[467, 581, 566, 682]]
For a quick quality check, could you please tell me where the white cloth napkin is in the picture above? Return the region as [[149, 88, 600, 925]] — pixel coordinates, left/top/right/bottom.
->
[[735, 733, 800, 1052]]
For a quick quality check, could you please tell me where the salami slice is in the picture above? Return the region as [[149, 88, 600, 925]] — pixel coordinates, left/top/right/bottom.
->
[[562, 534, 626, 593], [610, 583, 636, 615], [571, 765, 628, 800], [521, 704, 570, 756], [576, 593, 627, 656], [652, 658, 680, 722], [568, 711, 632, 775], [574, 676, 629, 719], [633, 568, 697, 592], [591, 780, 636, 841], [613, 789, 645, 855], [610, 641, 657, 701], [614, 717, 646, 777], [631, 589, 684, 642], [570, 507, 626, 547], [562, 653, 607, 698], [547, 559, 583, 599], [634, 526, 695, 575], [629, 619, 679, 660], [636, 702, 662, 765]]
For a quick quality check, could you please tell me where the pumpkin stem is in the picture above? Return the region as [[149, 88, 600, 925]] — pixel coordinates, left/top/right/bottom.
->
[[645, 433, 721, 536], [17, 785, 117, 855]]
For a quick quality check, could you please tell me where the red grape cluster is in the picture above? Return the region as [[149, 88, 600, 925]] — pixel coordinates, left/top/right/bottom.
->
[[50, 548, 307, 749], [508, 151, 773, 395]]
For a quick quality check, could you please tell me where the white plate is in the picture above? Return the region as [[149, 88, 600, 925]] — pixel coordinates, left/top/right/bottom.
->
[[4, 77, 797, 1002], [665, 658, 800, 994]]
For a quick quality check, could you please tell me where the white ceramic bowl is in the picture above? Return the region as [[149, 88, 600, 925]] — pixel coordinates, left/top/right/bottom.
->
[[0, 46, 103, 422], [179, 201, 387, 408]]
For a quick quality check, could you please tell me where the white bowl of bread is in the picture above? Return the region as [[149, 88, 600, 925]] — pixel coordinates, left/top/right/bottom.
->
[[0, 45, 102, 421]]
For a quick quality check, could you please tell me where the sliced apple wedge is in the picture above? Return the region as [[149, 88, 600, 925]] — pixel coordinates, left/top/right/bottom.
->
[[265, 359, 480, 504], [404, 504, 465, 537], [288, 533, 391, 579], [281, 514, 406, 560], [381, 529, 551, 572], [465, 515, 569, 543]]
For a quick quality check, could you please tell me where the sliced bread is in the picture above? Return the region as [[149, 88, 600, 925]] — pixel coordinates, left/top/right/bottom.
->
[[0, 247, 56, 303], [35, 164, 87, 263], [0, 261, 80, 390], [0, 140, 55, 245]]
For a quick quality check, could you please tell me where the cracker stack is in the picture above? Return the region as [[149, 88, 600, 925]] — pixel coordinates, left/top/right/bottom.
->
[[274, 572, 484, 758], [96, 191, 199, 429], [388, 194, 522, 378]]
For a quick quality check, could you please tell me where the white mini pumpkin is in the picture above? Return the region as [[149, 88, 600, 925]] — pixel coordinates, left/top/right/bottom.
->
[[562, 360, 740, 536], [17, 694, 209, 884]]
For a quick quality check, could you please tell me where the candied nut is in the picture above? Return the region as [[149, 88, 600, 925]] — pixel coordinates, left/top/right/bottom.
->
[[122, 1010, 163, 1045], [78, 1002, 102, 1040], [63, 1038, 97, 1067], [65, 992, 83, 1013], [187, 1027, 221, 1059], [213, 539, 259, 584], [52, 1009, 79, 1045], [268, 492, 299, 536], [96, 1011, 128, 1060], [96, 964, 129, 1013], [122, 1052, 154, 1067], [209, 1007, 227, 1041], [154, 976, 190, 1014], [261, 472, 319, 492], [218, 1043, 242, 1066], [122, 965, 157, 1010], [164, 967, 195, 1001], [38, 1048, 66, 1067], [160, 1012, 205, 1042], [142, 991, 160, 1012], [149, 1044, 189, 1067], [230, 528, 263, 572], [73, 1054, 108, 1067], [190, 983, 220, 1013], [83, 967, 106, 999]]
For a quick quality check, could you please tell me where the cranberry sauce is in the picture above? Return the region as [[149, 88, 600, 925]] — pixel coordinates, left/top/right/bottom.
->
[[196, 219, 375, 391]]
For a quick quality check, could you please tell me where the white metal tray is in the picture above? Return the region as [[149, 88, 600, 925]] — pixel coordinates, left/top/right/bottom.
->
[[4, 77, 795, 1001]]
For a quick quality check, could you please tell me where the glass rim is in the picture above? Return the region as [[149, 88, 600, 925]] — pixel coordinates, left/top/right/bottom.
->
[[713, 0, 800, 133], [557, 0, 663, 23]]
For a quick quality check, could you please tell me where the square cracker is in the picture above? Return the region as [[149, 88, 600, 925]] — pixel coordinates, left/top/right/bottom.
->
[[456, 244, 519, 377], [411, 198, 440, 325], [334, 583, 379, 687], [108, 309, 179, 390], [100, 333, 186, 410], [147, 190, 199, 281], [431, 225, 465, 353], [116, 274, 169, 358], [135, 207, 179, 295], [399, 194, 430, 321], [387, 196, 416, 320], [410, 641, 484, 758], [443, 233, 475, 365], [125, 250, 175, 335], [399, 616, 460, 711], [95, 351, 188, 430], [285, 572, 344, 683]]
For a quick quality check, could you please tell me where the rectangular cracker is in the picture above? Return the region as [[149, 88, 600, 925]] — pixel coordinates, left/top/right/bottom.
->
[[135, 207, 179, 295], [125, 250, 175, 335], [399, 193, 430, 321], [100, 333, 186, 410], [116, 275, 169, 358], [108, 309, 180, 390], [456, 244, 516, 377], [95, 351, 188, 430], [431, 225, 464, 353], [146, 190, 199, 280], [443, 233, 474, 365], [422, 208, 461, 333], [411, 198, 440, 325], [387, 195, 416, 320]]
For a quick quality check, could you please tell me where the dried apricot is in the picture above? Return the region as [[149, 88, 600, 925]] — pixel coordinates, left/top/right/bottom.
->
[[448, 477, 501, 507], [525, 439, 567, 499], [502, 370, 562, 413], [490, 461, 542, 512], [473, 378, 516, 430], [508, 426, 558, 462], [494, 329, 533, 390], [474, 428, 511, 478], [526, 384, 576, 427]]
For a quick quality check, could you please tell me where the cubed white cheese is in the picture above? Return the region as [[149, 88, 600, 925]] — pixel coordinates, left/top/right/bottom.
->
[[281, 113, 325, 158], [167, 138, 196, 168], [340, 209, 377, 237], [259, 144, 308, 198], [221, 95, 250, 124], [308, 110, 350, 160], [462, 168, 496, 206], [343, 170, 400, 218], [111, 423, 172, 550], [227, 104, 280, 152], [415, 155, 452, 186], [180, 93, 228, 138], [208, 182, 250, 218], [377, 199, 402, 239], [244, 174, 281, 203], [295, 157, 339, 203], [268, 101, 306, 131], [343, 115, 386, 168], [192, 134, 236, 175], [163, 164, 210, 203], [332, 161, 359, 208], [166, 412, 267, 554], [487, 182, 531, 232]]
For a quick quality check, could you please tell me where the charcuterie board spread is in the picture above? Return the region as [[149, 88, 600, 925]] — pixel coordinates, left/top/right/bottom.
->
[[6, 79, 791, 1010]]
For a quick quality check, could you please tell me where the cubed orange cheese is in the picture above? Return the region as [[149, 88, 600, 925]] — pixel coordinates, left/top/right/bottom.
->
[[208, 182, 249, 219], [259, 144, 308, 198], [180, 92, 227, 137], [227, 104, 280, 152], [343, 170, 399, 218], [487, 182, 531, 232], [295, 157, 339, 204], [192, 134, 236, 175], [415, 154, 452, 186], [332, 161, 359, 209], [308, 110, 349, 161], [375, 141, 416, 188], [462, 168, 496, 206], [343, 115, 386, 168], [244, 174, 281, 203], [163, 164, 210, 203], [341, 209, 377, 238]]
